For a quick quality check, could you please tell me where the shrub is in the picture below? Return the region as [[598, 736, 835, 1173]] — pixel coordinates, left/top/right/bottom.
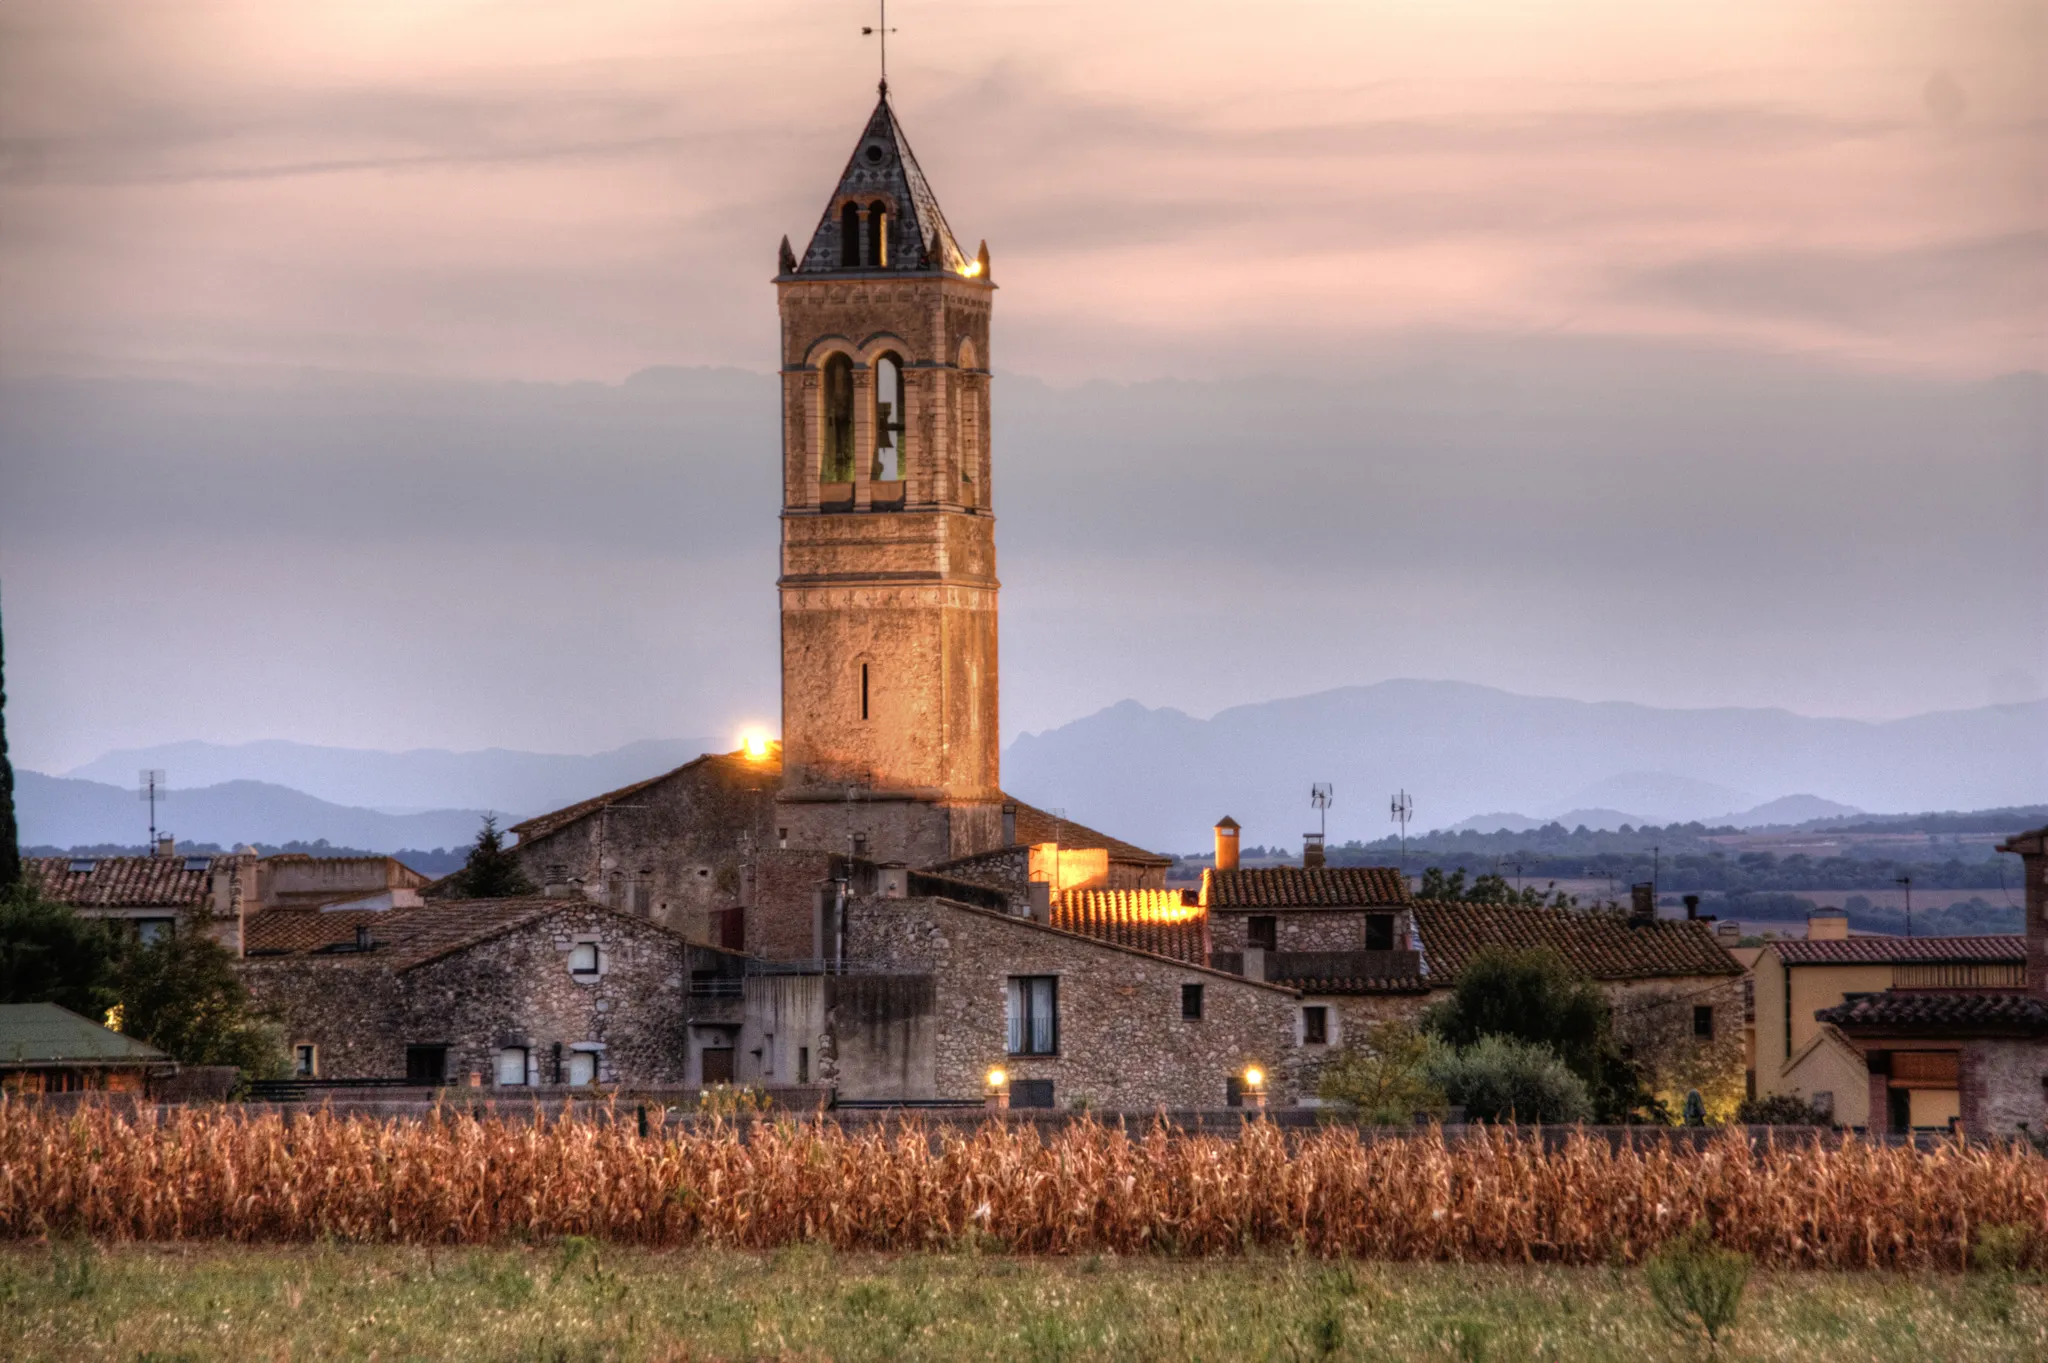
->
[[1316, 1022, 1447, 1123], [1645, 1222, 1749, 1353], [1735, 1094, 1829, 1126], [114, 931, 286, 1076], [1425, 1035, 1592, 1124]]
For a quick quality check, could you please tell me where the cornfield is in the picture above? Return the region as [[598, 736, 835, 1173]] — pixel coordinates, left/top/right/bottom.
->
[[3, 1101, 2042, 1268]]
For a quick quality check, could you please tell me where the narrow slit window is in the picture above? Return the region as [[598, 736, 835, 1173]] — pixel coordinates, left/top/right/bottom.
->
[[860, 663, 870, 720], [820, 353, 855, 484], [840, 202, 861, 269], [873, 353, 905, 481], [867, 200, 888, 267], [1303, 1006, 1329, 1046]]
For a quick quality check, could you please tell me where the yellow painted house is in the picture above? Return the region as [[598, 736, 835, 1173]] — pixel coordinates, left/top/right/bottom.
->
[[1752, 912, 2026, 1128]]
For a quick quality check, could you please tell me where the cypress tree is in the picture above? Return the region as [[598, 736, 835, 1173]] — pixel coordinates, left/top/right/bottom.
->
[[0, 583, 20, 892]]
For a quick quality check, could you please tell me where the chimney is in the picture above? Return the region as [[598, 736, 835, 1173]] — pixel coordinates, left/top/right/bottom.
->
[[156, 835, 175, 858], [1026, 880, 1051, 923], [1714, 920, 1741, 945], [1002, 802, 1018, 846], [1302, 833, 1326, 869], [1629, 882, 1655, 926], [1995, 827, 2047, 998], [1806, 906, 1850, 941], [1683, 894, 1700, 921], [1214, 817, 1241, 872]]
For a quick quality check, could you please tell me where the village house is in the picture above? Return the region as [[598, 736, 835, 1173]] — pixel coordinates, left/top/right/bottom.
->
[[1805, 825, 2048, 1136], [0, 1002, 174, 1095], [240, 898, 748, 1088]]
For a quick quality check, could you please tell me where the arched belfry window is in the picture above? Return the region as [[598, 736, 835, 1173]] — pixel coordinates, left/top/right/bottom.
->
[[867, 201, 888, 268], [873, 353, 906, 481], [821, 353, 855, 483], [839, 203, 861, 270]]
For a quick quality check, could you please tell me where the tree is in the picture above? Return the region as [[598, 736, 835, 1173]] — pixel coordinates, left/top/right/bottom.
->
[[0, 584, 19, 892], [0, 884, 122, 1018], [1316, 1022, 1447, 1123], [446, 815, 536, 899], [1423, 1035, 1592, 1124], [113, 932, 285, 1075], [1423, 946, 1664, 1123], [1418, 867, 1574, 908]]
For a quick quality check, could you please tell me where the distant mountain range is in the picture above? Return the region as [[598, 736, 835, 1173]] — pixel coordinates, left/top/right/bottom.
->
[[1002, 681, 2046, 855], [15, 771, 493, 853], [22, 681, 2045, 855]]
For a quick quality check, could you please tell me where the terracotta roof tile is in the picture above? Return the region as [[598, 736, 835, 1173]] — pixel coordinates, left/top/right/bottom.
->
[[242, 898, 602, 972], [1006, 799, 1170, 866], [1052, 889, 1206, 964], [1817, 990, 2048, 1036], [1772, 936, 2025, 966], [1413, 901, 1741, 982], [25, 856, 219, 909], [1272, 973, 1432, 995], [1203, 866, 1410, 910]]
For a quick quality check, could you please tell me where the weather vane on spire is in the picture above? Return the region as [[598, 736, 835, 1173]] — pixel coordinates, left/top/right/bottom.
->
[[862, 0, 897, 96]]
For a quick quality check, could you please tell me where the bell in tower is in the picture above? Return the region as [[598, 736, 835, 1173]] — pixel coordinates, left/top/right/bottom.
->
[[773, 88, 1003, 867]]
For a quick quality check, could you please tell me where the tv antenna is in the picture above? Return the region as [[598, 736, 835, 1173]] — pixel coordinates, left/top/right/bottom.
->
[[1390, 789, 1413, 885], [138, 769, 167, 848], [1896, 874, 1912, 938], [862, 0, 898, 95], [1309, 783, 1333, 838]]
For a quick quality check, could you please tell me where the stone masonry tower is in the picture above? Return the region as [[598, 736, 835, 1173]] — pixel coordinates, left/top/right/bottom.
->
[[773, 87, 1002, 867]]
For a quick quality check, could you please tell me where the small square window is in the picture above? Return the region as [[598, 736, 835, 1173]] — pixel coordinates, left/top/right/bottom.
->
[[496, 1047, 529, 1086], [405, 1045, 448, 1086], [1693, 1005, 1715, 1040], [293, 1044, 317, 1078], [1181, 983, 1204, 1020], [569, 942, 599, 975], [567, 1052, 597, 1086], [1365, 914, 1395, 952], [1247, 916, 1277, 951], [1303, 1006, 1329, 1046]]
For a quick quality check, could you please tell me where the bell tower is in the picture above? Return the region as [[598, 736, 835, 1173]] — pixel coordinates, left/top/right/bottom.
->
[[774, 89, 1002, 866]]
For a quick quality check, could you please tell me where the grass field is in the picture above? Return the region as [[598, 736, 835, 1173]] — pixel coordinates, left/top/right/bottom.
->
[[4, 1242, 2044, 1362]]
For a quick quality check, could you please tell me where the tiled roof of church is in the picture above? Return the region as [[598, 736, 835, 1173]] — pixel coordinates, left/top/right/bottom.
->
[[1005, 797, 1172, 867], [1052, 889, 1206, 964], [795, 93, 970, 275], [509, 748, 779, 844], [1202, 866, 1410, 909]]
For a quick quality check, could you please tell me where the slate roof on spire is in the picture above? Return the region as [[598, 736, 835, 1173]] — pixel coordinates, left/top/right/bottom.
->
[[795, 94, 968, 275]]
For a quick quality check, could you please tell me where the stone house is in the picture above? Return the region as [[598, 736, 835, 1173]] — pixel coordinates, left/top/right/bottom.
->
[[240, 898, 747, 1088], [27, 845, 257, 950], [1808, 824, 2048, 1136]]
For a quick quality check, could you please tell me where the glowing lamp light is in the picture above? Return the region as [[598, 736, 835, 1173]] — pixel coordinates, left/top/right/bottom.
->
[[740, 730, 771, 760], [960, 260, 984, 278], [985, 1067, 1008, 1091], [1243, 1066, 1265, 1090]]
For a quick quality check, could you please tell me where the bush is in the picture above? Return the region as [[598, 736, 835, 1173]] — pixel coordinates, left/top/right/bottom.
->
[[1645, 1221, 1750, 1353], [1425, 1035, 1591, 1124], [0, 884, 122, 1018], [1316, 1022, 1447, 1123], [114, 933, 286, 1076], [1735, 1094, 1830, 1126]]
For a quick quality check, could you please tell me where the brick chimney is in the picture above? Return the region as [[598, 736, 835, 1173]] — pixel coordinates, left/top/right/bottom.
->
[[1628, 882, 1655, 926], [1682, 894, 1700, 920], [156, 835, 175, 858], [1302, 833, 1326, 869], [1806, 906, 1849, 941], [1995, 826, 2048, 997], [1214, 817, 1240, 872]]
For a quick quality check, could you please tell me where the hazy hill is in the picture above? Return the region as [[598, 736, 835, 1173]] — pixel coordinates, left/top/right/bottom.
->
[[15, 771, 492, 853], [1001, 681, 2047, 855], [66, 737, 718, 816]]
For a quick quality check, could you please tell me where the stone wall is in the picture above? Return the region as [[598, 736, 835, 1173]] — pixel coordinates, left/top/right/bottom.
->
[[1209, 908, 1406, 954], [243, 909, 726, 1088], [1963, 1038, 2048, 1134], [846, 894, 1300, 1108], [511, 754, 778, 943]]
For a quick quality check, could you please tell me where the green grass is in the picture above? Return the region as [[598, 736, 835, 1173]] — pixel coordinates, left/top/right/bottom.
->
[[1, 1242, 2042, 1361]]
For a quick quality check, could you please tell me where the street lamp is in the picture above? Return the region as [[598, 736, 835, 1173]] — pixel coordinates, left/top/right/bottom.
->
[[985, 1067, 1009, 1111]]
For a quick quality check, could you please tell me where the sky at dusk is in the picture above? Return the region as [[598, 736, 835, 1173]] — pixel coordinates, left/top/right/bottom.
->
[[0, 1, 2042, 777]]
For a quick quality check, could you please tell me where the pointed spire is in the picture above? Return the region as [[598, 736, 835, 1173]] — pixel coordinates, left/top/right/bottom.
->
[[778, 235, 797, 276], [793, 94, 969, 276]]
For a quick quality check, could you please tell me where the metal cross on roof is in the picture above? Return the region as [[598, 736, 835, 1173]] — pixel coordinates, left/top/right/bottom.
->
[[862, 0, 897, 96]]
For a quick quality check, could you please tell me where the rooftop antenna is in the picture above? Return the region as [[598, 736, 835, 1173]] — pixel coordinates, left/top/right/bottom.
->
[[1390, 789, 1413, 887], [139, 769, 166, 849], [1310, 784, 1333, 839], [862, 0, 897, 96], [1896, 873, 1912, 938]]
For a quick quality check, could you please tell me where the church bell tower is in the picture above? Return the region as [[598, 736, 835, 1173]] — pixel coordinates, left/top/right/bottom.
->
[[774, 88, 1002, 866]]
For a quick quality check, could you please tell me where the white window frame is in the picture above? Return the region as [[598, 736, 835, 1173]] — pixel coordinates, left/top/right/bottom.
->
[[1007, 975, 1059, 1056], [496, 1047, 530, 1086]]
